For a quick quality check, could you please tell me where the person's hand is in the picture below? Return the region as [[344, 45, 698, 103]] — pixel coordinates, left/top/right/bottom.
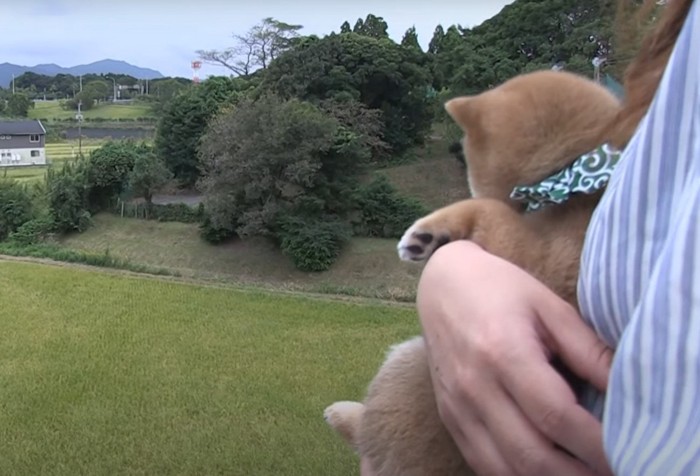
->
[[416, 241, 614, 476]]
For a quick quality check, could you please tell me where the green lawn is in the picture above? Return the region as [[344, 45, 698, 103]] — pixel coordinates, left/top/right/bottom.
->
[[0, 259, 419, 475], [30, 100, 155, 120]]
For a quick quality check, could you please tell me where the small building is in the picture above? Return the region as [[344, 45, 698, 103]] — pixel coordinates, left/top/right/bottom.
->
[[0, 120, 47, 167]]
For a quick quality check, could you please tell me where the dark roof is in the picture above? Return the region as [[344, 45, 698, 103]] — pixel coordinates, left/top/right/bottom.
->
[[0, 120, 46, 135]]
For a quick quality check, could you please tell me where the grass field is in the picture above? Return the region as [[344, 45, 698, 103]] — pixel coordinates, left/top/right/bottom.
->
[[61, 213, 424, 301], [57, 150, 467, 300], [0, 259, 419, 475], [29, 100, 155, 121]]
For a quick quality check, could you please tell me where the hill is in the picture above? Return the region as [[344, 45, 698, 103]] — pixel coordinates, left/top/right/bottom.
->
[[0, 59, 163, 88]]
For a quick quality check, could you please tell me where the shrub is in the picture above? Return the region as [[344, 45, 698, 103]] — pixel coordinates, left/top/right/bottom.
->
[[45, 160, 92, 233], [276, 214, 351, 272], [9, 216, 54, 246], [116, 202, 203, 224], [87, 141, 145, 211], [199, 213, 236, 244], [353, 175, 428, 238], [0, 180, 35, 241]]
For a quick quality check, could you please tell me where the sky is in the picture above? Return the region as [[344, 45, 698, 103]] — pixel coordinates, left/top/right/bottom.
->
[[5, 0, 514, 79]]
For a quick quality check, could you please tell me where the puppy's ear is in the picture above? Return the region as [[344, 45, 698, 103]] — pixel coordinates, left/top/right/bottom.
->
[[444, 96, 475, 130]]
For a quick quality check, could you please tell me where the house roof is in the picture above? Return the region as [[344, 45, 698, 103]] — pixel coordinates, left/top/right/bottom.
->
[[0, 120, 46, 135]]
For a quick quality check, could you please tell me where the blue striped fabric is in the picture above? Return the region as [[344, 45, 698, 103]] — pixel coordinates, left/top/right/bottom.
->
[[577, 1, 700, 474]]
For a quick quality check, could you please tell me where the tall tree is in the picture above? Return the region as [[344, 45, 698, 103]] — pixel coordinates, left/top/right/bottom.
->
[[155, 77, 247, 185], [197, 17, 303, 76], [6, 93, 33, 117], [401, 26, 421, 50], [340, 21, 352, 34], [262, 32, 434, 155], [354, 14, 389, 39], [428, 25, 446, 54], [127, 149, 173, 212]]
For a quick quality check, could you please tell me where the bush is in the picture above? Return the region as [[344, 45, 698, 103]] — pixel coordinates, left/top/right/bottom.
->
[[116, 201, 203, 224], [353, 175, 428, 238], [0, 180, 35, 241], [9, 216, 54, 246], [199, 213, 236, 244], [88, 141, 145, 211], [276, 214, 351, 272], [45, 160, 92, 233]]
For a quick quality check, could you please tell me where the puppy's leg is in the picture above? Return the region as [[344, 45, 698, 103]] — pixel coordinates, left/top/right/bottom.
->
[[324, 401, 365, 451], [397, 198, 529, 263]]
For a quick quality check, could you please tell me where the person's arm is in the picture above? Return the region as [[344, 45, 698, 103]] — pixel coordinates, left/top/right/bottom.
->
[[416, 240, 614, 475]]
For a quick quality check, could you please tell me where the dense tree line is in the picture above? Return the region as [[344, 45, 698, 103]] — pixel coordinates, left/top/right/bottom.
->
[[151, 0, 637, 271]]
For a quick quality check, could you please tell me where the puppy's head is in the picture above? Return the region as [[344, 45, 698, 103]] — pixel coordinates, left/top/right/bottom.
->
[[444, 70, 621, 204]]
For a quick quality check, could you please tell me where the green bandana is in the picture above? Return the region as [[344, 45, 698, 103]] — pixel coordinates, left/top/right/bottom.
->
[[509, 144, 622, 212]]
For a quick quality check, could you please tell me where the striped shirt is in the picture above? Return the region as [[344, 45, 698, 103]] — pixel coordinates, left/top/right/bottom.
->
[[577, 1, 700, 474]]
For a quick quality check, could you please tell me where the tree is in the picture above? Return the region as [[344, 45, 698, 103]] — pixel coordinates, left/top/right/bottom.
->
[[198, 94, 375, 270], [127, 148, 173, 211], [45, 159, 91, 233], [262, 32, 434, 155], [84, 80, 110, 101], [63, 90, 98, 111], [340, 21, 352, 34], [429, 0, 615, 95], [354, 14, 389, 39], [197, 17, 303, 76], [401, 26, 422, 50], [0, 180, 34, 240], [353, 18, 364, 33], [155, 76, 247, 186], [86, 140, 144, 210], [148, 78, 188, 114], [6, 93, 34, 117], [428, 25, 446, 54]]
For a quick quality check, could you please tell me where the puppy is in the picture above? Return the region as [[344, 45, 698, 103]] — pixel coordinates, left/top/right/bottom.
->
[[325, 70, 621, 476]]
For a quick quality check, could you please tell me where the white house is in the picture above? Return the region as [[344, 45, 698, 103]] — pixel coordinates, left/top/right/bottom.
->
[[0, 119, 47, 166]]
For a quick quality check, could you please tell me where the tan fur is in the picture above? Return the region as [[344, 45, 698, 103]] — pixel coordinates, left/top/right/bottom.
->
[[444, 70, 619, 205], [324, 70, 622, 476]]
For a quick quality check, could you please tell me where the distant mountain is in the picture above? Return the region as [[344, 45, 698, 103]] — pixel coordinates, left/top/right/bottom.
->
[[0, 59, 164, 87]]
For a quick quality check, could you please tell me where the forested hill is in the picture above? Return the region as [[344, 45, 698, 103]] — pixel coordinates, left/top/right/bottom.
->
[[427, 0, 615, 95]]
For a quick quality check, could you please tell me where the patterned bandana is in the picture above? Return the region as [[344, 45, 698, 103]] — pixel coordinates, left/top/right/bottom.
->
[[509, 143, 622, 212]]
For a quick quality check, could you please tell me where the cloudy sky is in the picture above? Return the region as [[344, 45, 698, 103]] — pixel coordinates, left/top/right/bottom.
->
[[6, 0, 514, 79]]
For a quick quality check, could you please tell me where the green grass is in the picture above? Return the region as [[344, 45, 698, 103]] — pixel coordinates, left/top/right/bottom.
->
[[61, 214, 424, 301], [0, 259, 419, 475], [29, 100, 155, 121]]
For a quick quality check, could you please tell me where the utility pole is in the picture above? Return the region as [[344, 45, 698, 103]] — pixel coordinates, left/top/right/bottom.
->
[[79, 75, 83, 92], [106, 75, 117, 103], [76, 101, 83, 157], [11, 74, 15, 94]]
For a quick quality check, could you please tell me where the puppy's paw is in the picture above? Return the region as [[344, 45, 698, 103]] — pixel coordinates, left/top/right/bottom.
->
[[324, 401, 365, 450], [397, 219, 451, 262]]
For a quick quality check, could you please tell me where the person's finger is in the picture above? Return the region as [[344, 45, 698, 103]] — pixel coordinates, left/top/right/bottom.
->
[[534, 290, 614, 393], [479, 385, 599, 476], [499, 346, 612, 475], [438, 396, 517, 476]]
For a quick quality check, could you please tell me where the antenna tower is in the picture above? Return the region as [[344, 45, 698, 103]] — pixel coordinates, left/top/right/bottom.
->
[[191, 60, 202, 84]]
